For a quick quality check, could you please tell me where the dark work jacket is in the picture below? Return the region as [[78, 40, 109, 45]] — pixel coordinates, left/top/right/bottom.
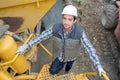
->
[[52, 23, 84, 61]]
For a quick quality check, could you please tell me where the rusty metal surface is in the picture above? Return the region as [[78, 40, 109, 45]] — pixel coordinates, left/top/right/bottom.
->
[[0, 17, 23, 32], [0, 0, 57, 32]]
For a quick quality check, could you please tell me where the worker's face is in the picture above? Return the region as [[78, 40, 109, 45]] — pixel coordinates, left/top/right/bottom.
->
[[62, 14, 76, 32]]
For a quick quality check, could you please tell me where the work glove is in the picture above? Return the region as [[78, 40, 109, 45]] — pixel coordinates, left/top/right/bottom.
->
[[16, 44, 29, 54], [97, 66, 106, 76]]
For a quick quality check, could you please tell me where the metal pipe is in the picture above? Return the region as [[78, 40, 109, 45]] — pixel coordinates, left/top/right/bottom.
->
[[5, 31, 24, 42], [39, 43, 54, 61], [13, 74, 37, 80], [0, 71, 13, 80], [102, 73, 110, 80], [0, 54, 19, 66], [23, 33, 54, 61]]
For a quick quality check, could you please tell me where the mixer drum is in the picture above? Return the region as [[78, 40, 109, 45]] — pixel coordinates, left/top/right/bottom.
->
[[0, 35, 29, 73]]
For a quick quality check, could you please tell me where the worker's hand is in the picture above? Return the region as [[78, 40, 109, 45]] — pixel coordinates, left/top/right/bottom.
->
[[16, 45, 28, 54], [98, 66, 106, 76]]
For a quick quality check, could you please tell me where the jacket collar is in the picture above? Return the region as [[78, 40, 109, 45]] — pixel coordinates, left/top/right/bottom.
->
[[58, 24, 75, 39]]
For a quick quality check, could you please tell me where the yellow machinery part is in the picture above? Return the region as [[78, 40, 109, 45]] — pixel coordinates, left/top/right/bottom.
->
[[36, 64, 93, 80], [0, 0, 57, 32], [0, 34, 110, 80], [102, 73, 110, 80], [0, 70, 13, 80], [0, 0, 45, 8], [39, 43, 54, 61], [36, 64, 110, 80], [36, 64, 77, 80], [13, 74, 37, 80], [0, 35, 29, 74], [21, 33, 38, 62], [76, 72, 97, 80], [19, 33, 53, 62]]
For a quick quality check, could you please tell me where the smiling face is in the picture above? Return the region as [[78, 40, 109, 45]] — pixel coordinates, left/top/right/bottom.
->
[[62, 14, 76, 32]]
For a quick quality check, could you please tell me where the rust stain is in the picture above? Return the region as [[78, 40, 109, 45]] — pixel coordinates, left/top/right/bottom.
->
[[0, 17, 23, 32]]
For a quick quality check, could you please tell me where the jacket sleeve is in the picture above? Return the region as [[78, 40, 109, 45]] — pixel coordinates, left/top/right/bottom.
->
[[80, 31, 102, 70], [26, 27, 53, 48]]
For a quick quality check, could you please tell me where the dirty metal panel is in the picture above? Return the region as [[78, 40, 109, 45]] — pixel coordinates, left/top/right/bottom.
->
[[0, 17, 23, 32], [0, 0, 45, 8], [0, 0, 57, 32]]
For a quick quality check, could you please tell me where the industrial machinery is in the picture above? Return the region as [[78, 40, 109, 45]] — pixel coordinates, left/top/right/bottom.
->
[[100, 0, 120, 76], [0, 25, 110, 80], [100, 0, 120, 44], [0, 0, 110, 80], [0, 0, 62, 76]]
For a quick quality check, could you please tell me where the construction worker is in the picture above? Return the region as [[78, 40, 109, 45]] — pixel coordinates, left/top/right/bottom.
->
[[16, 5, 106, 76]]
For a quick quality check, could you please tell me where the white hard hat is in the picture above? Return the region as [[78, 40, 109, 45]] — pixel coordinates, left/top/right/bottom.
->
[[62, 5, 78, 17]]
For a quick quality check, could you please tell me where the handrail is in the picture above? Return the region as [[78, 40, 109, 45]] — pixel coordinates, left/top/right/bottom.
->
[[0, 33, 35, 66], [0, 54, 19, 66], [13, 74, 37, 80], [0, 33, 54, 66], [82, 72, 110, 80], [39, 43, 54, 61], [102, 73, 110, 80], [24, 33, 54, 60]]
